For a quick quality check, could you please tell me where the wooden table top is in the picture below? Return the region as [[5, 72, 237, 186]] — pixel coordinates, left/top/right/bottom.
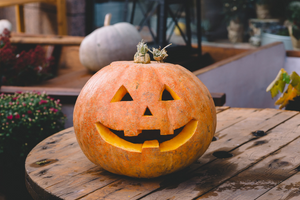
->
[[25, 107, 300, 200]]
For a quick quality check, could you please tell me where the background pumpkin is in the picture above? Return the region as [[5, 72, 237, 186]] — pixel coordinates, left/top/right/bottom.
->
[[73, 61, 216, 178], [79, 14, 142, 72], [0, 19, 12, 34]]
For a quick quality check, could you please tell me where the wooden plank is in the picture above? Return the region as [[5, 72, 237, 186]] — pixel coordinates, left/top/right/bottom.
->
[[0, 0, 57, 7], [0, 86, 81, 96], [55, 46, 85, 75], [191, 109, 298, 170], [26, 129, 100, 189], [10, 37, 83, 45], [72, 109, 297, 199], [256, 173, 300, 200], [214, 108, 258, 133], [199, 133, 300, 199], [25, 108, 252, 199], [215, 106, 229, 114], [56, 0, 67, 35], [47, 168, 120, 200], [287, 50, 300, 58], [24, 108, 299, 200], [15, 4, 25, 33], [25, 130, 122, 200], [141, 113, 300, 200], [201, 45, 249, 63]]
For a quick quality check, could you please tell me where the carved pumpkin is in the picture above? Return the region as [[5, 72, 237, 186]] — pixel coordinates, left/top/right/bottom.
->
[[73, 61, 216, 178]]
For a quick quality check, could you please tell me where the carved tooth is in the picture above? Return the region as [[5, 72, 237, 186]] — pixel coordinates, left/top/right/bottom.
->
[[142, 140, 159, 149]]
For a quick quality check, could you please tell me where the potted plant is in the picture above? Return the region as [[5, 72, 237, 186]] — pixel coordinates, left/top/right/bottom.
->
[[255, 0, 271, 19], [222, 0, 255, 43], [0, 29, 54, 86], [286, 1, 300, 49], [266, 68, 300, 111], [261, 25, 293, 50], [0, 91, 66, 199]]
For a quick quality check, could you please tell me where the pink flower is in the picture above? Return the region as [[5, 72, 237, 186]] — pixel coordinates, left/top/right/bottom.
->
[[12, 97, 18, 101], [22, 102, 26, 106], [22, 114, 25, 117], [9, 102, 12, 105], [16, 101, 19, 105], [27, 110, 32, 114], [16, 91, 23, 94], [7, 115, 13, 120], [39, 100, 48, 105], [36, 110, 40, 112], [15, 114, 20, 119], [49, 108, 58, 113]]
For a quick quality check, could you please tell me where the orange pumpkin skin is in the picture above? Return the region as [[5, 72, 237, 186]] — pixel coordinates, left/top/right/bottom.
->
[[73, 61, 216, 178]]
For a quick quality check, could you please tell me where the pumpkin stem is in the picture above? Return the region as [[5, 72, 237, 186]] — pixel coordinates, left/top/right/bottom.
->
[[134, 40, 151, 64], [104, 13, 112, 26], [151, 43, 172, 63]]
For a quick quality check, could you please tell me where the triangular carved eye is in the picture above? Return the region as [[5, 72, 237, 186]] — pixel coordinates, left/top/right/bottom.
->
[[111, 85, 133, 102], [143, 107, 153, 116], [160, 85, 180, 101]]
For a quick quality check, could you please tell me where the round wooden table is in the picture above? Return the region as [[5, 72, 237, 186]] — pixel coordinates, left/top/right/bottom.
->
[[25, 107, 300, 199]]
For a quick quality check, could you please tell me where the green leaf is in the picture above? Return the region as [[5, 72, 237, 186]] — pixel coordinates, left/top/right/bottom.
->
[[282, 72, 291, 84], [278, 80, 286, 93], [270, 86, 279, 98], [290, 71, 300, 87]]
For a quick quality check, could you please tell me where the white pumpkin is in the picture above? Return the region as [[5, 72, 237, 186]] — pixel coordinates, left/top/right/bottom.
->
[[0, 19, 12, 34], [79, 14, 142, 72]]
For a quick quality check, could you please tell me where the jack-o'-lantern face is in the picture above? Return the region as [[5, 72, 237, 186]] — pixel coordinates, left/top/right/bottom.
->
[[74, 61, 216, 178]]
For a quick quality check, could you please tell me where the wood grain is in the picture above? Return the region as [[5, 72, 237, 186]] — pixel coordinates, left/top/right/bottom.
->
[[25, 108, 300, 200], [256, 172, 300, 200], [10, 37, 82, 45], [201, 45, 249, 63], [200, 132, 300, 199], [0, 0, 57, 7], [142, 113, 300, 200]]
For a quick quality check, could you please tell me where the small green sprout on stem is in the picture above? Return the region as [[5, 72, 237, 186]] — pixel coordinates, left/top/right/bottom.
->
[[148, 43, 172, 63], [134, 40, 150, 64]]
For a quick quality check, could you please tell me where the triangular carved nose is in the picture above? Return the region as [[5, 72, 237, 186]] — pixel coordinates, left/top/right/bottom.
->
[[143, 107, 153, 116]]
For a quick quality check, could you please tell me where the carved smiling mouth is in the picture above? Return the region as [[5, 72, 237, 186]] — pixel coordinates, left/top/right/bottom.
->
[[95, 120, 198, 153]]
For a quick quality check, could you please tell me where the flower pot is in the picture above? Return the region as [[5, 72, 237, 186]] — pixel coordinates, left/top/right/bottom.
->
[[261, 33, 293, 50], [288, 26, 300, 50], [227, 20, 244, 43], [256, 4, 271, 19]]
